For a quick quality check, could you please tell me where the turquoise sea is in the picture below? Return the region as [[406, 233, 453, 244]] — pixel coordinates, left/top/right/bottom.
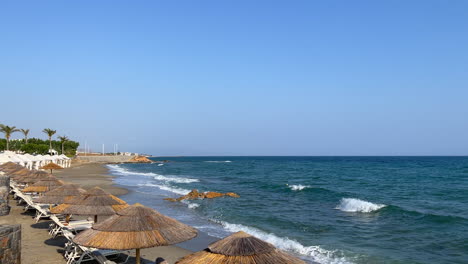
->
[[108, 156, 468, 264]]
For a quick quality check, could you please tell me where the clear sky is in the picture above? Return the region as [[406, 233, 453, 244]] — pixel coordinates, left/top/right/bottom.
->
[[1, 1, 467, 156]]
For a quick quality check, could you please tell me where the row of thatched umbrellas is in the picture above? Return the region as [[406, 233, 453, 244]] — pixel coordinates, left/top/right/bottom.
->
[[0, 161, 306, 264]]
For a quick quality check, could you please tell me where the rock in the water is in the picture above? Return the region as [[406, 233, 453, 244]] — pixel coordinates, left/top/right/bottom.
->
[[186, 189, 204, 199], [204, 192, 225, 199], [164, 189, 240, 202], [225, 192, 240, 198]]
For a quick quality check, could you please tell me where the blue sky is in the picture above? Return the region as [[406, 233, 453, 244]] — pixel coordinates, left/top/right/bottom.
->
[[1, 1, 467, 156]]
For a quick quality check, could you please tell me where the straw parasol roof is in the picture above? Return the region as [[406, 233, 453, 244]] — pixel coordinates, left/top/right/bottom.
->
[[176, 231, 306, 264], [0, 162, 22, 171], [50, 187, 128, 217], [13, 169, 39, 180], [40, 162, 63, 170], [40, 162, 64, 174], [15, 171, 51, 184], [35, 183, 86, 204], [73, 203, 197, 264], [10, 167, 31, 177], [22, 176, 65, 193]]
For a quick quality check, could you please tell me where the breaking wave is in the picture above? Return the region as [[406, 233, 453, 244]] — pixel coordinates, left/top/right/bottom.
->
[[288, 184, 311, 191], [138, 183, 190, 196], [336, 198, 386, 213], [216, 221, 352, 264], [107, 164, 158, 176], [204, 160, 232, 163], [107, 164, 198, 183], [153, 174, 199, 183], [182, 200, 200, 209]]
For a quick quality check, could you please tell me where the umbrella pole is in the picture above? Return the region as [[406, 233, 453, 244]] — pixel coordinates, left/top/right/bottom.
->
[[94, 215, 98, 223], [136, 248, 140, 264], [66, 214, 70, 223]]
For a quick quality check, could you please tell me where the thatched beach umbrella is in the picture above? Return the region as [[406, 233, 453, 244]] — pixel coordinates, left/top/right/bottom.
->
[[73, 203, 197, 264], [9, 167, 31, 177], [176, 231, 306, 264], [40, 162, 63, 174], [50, 187, 128, 223], [13, 169, 39, 179], [14, 171, 51, 185], [35, 183, 86, 204], [22, 176, 64, 193], [0, 161, 23, 172]]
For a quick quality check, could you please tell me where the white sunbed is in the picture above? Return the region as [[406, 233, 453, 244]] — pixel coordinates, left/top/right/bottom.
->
[[33, 203, 52, 222], [62, 231, 129, 264], [49, 215, 93, 238]]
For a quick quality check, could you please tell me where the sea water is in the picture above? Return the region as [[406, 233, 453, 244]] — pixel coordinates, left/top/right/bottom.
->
[[108, 156, 468, 264]]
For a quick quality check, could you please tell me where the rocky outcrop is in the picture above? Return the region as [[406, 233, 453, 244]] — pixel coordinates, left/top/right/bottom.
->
[[0, 225, 21, 264], [0, 176, 10, 216], [128, 156, 153, 163], [164, 189, 240, 202]]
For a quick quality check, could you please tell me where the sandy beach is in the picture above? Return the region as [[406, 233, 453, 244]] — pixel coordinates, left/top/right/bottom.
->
[[0, 162, 193, 264]]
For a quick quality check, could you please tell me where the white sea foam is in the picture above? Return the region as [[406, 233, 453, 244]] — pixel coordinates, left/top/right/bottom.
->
[[182, 200, 200, 209], [157, 164, 164, 166], [107, 164, 198, 183], [107, 164, 158, 176], [216, 221, 351, 264], [138, 183, 190, 196], [204, 160, 232, 163], [153, 175, 199, 183], [336, 198, 386, 213], [288, 184, 311, 191]]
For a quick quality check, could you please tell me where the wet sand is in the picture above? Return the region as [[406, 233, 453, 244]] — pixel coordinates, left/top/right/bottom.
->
[[0, 162, 193, 264]]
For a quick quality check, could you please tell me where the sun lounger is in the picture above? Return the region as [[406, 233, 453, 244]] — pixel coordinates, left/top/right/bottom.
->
[[14, 191, 35, 210], [49, 215, 93, 237], [62, 232, 129, 264], [33, 204, 51, 222]]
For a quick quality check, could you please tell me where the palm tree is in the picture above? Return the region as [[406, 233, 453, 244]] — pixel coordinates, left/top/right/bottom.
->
[[20, 128, 30, 144], [0, 125, 20, 151], [58, 136, 69, 155], [42, 128, 57, 150]]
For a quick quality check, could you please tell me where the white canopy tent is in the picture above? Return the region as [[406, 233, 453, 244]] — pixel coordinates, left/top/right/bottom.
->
[[0, 153, 12, 165]]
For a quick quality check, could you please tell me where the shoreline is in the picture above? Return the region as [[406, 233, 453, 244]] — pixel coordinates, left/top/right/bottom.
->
[[5, 162, 193, 264]]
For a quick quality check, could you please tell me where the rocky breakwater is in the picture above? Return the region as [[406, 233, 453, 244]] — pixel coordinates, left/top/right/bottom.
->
[[0, 176, 10, 216], [164, 189, 240, 202]]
